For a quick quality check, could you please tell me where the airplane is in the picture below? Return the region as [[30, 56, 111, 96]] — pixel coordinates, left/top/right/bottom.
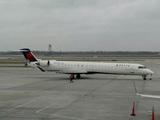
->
[[133, 80, 160, 98], [20, 48, 154, 80]]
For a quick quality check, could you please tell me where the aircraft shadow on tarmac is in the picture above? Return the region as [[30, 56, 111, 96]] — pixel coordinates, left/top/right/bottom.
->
[[39, 76, 143, 81]]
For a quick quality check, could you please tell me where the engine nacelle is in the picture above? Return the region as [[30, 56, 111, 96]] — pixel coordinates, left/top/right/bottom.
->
[[39, 60, 50, 66]]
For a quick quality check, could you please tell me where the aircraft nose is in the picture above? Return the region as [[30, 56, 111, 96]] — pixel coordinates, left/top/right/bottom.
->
[[147, 69, 154, 74]]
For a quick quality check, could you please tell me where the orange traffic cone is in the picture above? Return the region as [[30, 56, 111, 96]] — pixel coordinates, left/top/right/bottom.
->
[[151, 106, 155, 120], [130, 102, 136, 116]]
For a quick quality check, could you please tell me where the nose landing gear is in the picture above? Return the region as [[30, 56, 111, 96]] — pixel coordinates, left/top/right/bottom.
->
[[143, 78, 146, 80], [142, 75, 146, 80], [149, 74, 152, 80], [142, 75, 152, 80]]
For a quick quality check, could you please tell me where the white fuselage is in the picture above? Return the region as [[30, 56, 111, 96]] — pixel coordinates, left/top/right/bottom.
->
[[39, 60, 153, 76]]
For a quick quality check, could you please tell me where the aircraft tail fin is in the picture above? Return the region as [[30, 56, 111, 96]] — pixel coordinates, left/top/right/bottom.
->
[[20, 48, 38, 62]]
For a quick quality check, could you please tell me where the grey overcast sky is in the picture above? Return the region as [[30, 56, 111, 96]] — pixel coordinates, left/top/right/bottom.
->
[[0, 0, 160, 51]]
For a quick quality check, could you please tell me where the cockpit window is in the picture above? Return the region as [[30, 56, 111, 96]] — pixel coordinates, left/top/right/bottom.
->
[[138, 66, 147, 69]]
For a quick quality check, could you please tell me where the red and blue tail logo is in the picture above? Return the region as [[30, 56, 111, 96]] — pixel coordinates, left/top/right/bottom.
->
[[20, 48, 38, 62]]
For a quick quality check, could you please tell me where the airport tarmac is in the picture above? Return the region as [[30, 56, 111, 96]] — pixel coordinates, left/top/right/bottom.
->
[[0, 60, 160, 120]]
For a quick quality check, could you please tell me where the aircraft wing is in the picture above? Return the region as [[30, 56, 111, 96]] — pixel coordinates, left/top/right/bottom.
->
[[36, 66, 88, 74], [55, 69, 88, 74], [133, 80, 160, 99]]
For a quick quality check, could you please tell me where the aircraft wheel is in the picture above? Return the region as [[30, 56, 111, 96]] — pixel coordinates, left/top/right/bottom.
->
[[143, 77, 146, 80], [76, 74, 81, 79]]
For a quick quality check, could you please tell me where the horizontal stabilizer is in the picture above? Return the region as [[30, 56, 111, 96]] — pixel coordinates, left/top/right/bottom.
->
[[37, 66, 46, 72]]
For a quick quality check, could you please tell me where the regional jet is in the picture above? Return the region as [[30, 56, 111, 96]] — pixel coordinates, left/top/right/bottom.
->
[[20, 48, 154, 80]]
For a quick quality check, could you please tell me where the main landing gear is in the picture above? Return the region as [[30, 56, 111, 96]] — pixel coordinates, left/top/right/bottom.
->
[[76, 74, 81, 79], [69, 74, 81, 79], [142, 75, 152, 80]]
